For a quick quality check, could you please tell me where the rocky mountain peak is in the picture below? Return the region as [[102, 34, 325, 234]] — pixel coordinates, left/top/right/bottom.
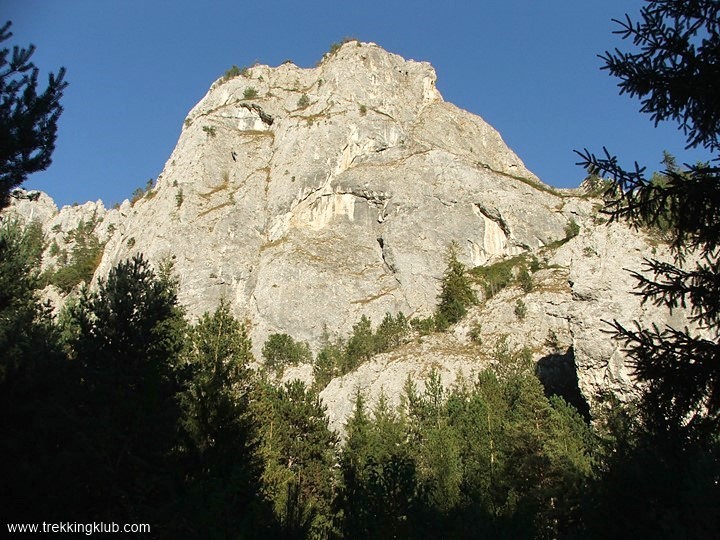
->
[[4, 43, 688, 424], [81, 42, 564, 349]]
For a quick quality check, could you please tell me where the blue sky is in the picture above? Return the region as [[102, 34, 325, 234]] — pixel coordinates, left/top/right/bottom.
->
[[5, 0, 708, 208]]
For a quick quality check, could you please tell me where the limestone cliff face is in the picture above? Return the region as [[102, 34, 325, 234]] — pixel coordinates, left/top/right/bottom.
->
[[4, 42, 688, 429], [94, 41, 569, 349], [318, 213, 688, 435]]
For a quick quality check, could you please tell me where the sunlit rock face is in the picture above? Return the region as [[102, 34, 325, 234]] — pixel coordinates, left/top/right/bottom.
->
[[88, 41, 568, 350], [9, 42, 688, 427]]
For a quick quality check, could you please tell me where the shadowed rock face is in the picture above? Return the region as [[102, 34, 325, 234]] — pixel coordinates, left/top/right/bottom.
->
[[7, 42, 692, 429], [536, 348, 591, 420]]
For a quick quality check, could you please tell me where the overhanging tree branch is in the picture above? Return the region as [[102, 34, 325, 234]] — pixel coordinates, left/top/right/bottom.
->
[[0, 21, 67, 209], [578, 1, 720, 435]]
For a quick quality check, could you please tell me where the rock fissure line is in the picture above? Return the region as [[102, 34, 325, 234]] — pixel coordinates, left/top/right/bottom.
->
[[474, 202, 512, 239], [239, 103, 274, 126], [376, 237, 397, 275]]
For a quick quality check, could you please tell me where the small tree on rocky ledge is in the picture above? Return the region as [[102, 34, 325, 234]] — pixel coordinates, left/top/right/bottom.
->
[[435, 243, 477, 331], [262, 333, 312, 374]]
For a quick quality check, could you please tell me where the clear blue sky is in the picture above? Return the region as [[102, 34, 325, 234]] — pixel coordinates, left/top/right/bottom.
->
[[5, 0, 708, 208]]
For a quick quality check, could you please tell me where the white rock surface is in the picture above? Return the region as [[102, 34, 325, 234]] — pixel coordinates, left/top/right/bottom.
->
[[320, 333, 484, 436], [86, 41, 569, 353]]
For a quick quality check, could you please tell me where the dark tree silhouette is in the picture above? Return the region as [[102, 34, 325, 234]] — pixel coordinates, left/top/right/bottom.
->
[[0, 21, 67, 209], [575, 5, 720, 535], [577, 0, 720, 435], [176, 302, 274, 537], [66, 256, 187, 525]]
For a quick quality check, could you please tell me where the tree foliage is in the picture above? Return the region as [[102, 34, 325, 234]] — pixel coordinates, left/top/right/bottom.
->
[[0, 218, 67, 523], [63, 255, 187, 523], [337, 390, 423, 538], [435, 243, 477, 330], [577, 0, 720, 435], [44, 213, 105, 292], [262, 332, 312, 373], [337, 354, 596, 539], [0, 245, 611, 537], [176, 301, 271, 536], [601, 1, 720, 153], [313, 334, 344, 391], [0, 21, 67, 209], [575, 1, 720, 535], [254, 379, 339, 538], [313, 312, 409, 386], [2, 254, 279, 533], [0, 218, 51, 380]]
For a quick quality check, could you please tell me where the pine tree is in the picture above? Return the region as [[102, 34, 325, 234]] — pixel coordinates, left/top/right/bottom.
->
[[435, 243, 477, 330], [0, 218, 51, 379], [445, 373, 506, 523], [0, 21, 67, 209], [577, 0, 720, 435], [0, 218, 69, 522], [177, 301, 271, 536], [313, 341, 343, 391], [255, 379, 338, 538], [65, 255, 186, 523], [262, 332, 312, 374], [374, 311, 409, 352], [344, 315, 375, 369], [338, 390, 423, 538], [575, 2, 720, 535]]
